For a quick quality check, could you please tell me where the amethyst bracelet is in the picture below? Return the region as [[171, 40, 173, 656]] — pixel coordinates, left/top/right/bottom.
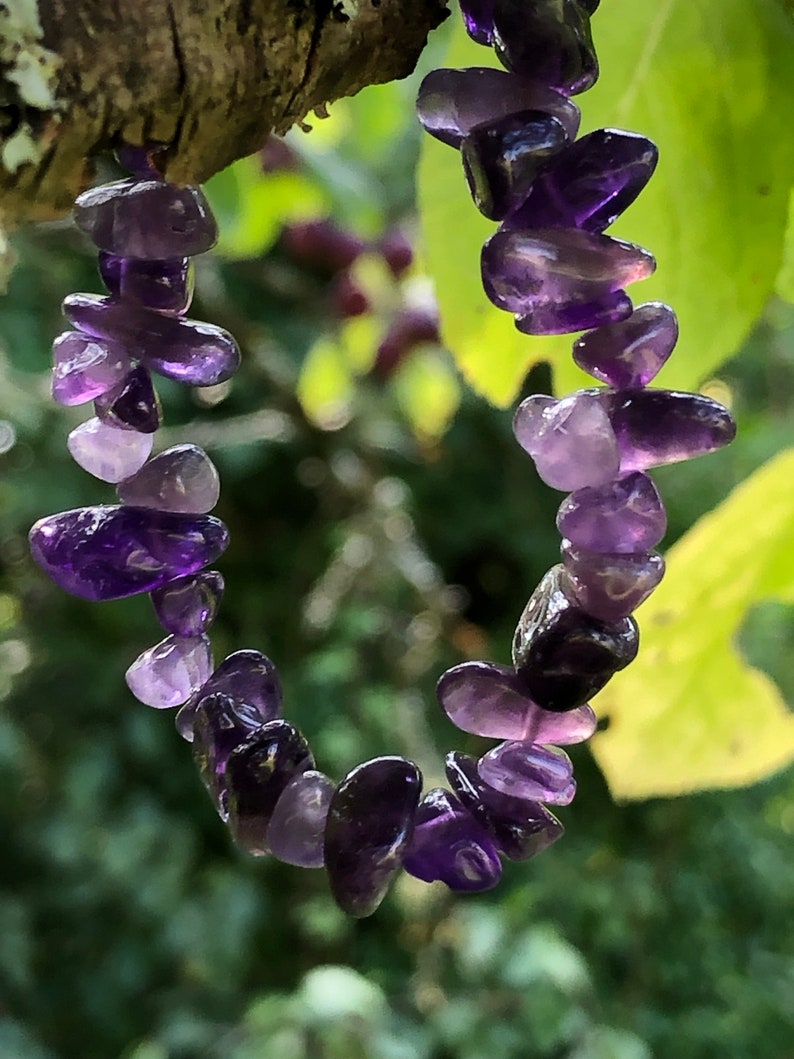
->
[[28, 1, 735, 917]]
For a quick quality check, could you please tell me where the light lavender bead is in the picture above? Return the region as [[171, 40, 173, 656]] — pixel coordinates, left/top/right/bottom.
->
[[67, 417, 153, 483], [125, 634, 213, 709], [266, 770, 336, 868], [478, 742, 576, 805], [512, 391, 620, 490], [117, 444, 220, 514], [52, 331, 132, 407], [437, 661, 596, 744]]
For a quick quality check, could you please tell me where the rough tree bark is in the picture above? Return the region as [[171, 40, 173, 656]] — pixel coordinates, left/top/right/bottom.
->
[[0, 0, 448, 226]]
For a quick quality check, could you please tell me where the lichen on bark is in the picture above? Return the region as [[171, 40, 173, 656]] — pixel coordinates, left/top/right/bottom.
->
[[0, 0, 448, 226]]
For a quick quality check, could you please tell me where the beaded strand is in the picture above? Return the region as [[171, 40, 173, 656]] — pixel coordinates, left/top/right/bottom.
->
[[29, 1, 735, 916]]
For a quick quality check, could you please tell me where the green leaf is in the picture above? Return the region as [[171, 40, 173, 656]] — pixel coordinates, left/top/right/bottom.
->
[[592, 448, 794, 801], [296, 336, 355, 431], [775, 190, 794, 303], [419, 0, 794, 406], [205, 155, 328, 259], [393, 348, 462, 440]]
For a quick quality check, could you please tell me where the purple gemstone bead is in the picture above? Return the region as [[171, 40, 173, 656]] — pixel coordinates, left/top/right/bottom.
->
[[515, 290, 633, 335], [51, 331, 131, 407], [266, 769, 335, 868], [503, 129, 658, 234], [116, 144, 166, 180], [324, 756, 422, 917], [176, 649, 283, 743], [572, 303, 678, 388], [67, 417, 153, 483], [74, 179, 218, 259], [461, 110, 569, 221], [151, 570, 224, 637], [562, 539, 665, 621], [116, 444, 220, 514], [512, 390, 620, 491], [403, 788, 502, 892], [478, 742, 576, 805], [192, 692, 273, 814], [416, 68, 581, 148], [446, 751, 564, 861], [594, 388, 737, 471], [437, 661, 596, 744], [459, 0, 494, 43], [29, 505, 229, 601], [94, 365, 162, 434], [62, 294, 241, 387], [125, 633, 212, 709], [512, 565, 639, 711], [99, 252, 195, 315], [557, 471, 667, 553], [492, 0, 598, 96], [225, 720, 314, 856], [481, 229, 655, 315]]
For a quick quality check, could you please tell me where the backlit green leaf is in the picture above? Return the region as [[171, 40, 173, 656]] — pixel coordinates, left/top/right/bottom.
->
[[592, 448, 794, 800], [205, 155, 328, 259], [419, 0, 794, 405]]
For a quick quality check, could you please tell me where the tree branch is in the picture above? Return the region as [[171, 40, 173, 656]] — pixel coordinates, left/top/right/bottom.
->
[[0, 0, 448, 226]]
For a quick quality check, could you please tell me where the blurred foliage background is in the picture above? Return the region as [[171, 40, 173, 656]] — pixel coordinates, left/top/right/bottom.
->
[[2, 2, 794, 1057]]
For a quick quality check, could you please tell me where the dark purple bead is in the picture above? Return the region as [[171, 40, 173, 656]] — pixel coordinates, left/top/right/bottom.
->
[[29, 505, 229, 602], [503, 129, 658, 234], [481, 229, 655, 315], [461, 110, 569, 220], [74, 179, 217, 259], [324, 756, 422, 918], [478, 742, 576, 805], [115, 144, 166, 180], [515, 290, 633, 336], [572, 303, 678, 388], [176, 649, 284, 742], [416, 68, 581, 148], [492, 0, 598, 96], [459, 0, 494, 43], [192, 692, 276, 816], [99, 252, 195, 315], [267, 770, 336, 868], [151, 570, 224, 636], [562, 540, 665, 621], [512, 565, 639, 711], [595, 388, 737, 471], [94, 365, 162, 433], [63, 294, 241, 387], [556, 471, 667, 553], [445, 751, 564, 861], [437, 660, 596, 743], [225, 720, 314, 856], [403, 788, 502, 892]]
